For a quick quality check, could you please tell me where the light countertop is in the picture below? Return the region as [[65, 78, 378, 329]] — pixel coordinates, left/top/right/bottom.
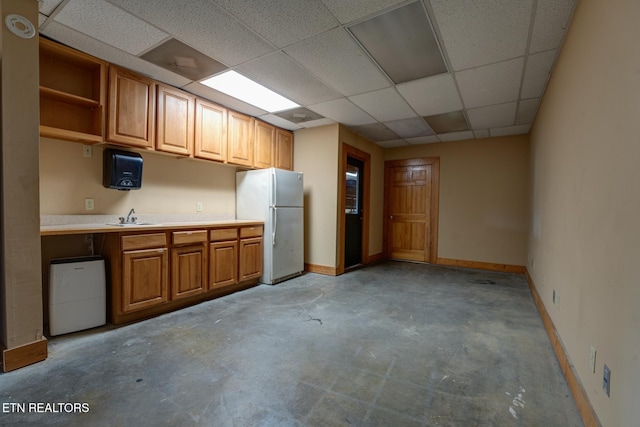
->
[[41, 219, 263, 236]]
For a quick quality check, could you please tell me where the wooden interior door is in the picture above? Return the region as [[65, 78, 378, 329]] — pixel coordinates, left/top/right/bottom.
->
[[385, 158, 439, 263]]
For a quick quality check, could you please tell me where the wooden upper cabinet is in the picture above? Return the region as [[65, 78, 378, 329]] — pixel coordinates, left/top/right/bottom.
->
[[254, 120, 276, 169], [275, 128, 294, 171], [39, 37, 107, 144], [227, 111, 254, 167], [156, 84, 195, 156], [107, 65, 155, 148], [194, 98, 227, 162]]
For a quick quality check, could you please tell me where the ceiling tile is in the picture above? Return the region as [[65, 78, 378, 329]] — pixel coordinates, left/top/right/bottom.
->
[[308, 98, 375, 126], [384, 117, 434, 138], [521, 50, 556, 99], [321, 0, 407, 24], [284, 28, 390, 96], [490, 124, 531, 137], [349, 88, 415, 122], [377, 139, 409, 148], [516, 98, 541, 124], [397, 73, 462, 116], [529, 0, 577, 53], [474, 129, 490, 138], [406, 135, 440, 145], [456, 57, 524, 108], [40, 0, 64, 16], [257, 114, 303, 131], [39, 13, 48, 27], [430, 0, 533, 71], [42, 21, 192, 88], [108, 0, 272, 66], [213, 0, 338, 48], [349, 1, 447, 84], [181, 82, 268, 117], [235, 52, 341, 105], [53, 0, 169, 56], [349, 123, 399, 142], [437, 131, 474, 142], [467, 102, 517, 129]]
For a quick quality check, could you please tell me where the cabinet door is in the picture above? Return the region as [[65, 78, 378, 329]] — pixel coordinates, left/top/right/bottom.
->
[[275, 128, 294, 170], [239, 237, 263, 282], [107, 66, 155, 148], [254, 120, 275, 169], [227, 111, 254, 167], [195, 99, 227, 162], [156, 84, 195, 156], [122, 248, 168, 312], [209, 240, 238, 289], [171, 244, 207, 300]]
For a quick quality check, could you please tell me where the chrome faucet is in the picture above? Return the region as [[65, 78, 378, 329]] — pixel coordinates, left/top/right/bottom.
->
[[119, 208, 137, 224]]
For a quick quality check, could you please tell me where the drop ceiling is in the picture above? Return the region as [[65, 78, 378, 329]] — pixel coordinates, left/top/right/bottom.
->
[[38, 0, 577, 147]]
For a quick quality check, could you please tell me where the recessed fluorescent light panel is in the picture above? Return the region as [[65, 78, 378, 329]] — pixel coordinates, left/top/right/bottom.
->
[[349, 1, 447, 84], [201, 71, 299, 113], [424, 111, 469, 134]]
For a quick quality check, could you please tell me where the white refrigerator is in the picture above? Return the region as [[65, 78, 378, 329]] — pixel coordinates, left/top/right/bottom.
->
[[236, 168, 304, 284]]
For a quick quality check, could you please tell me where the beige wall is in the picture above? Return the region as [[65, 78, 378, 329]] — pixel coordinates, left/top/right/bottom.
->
[[40, 138, 237, 216], [385, 136, 529, 266], [293, 124, 340, 268], [528, 0, 640, 425], [0, 0, 43, 350], [338, 125, 385, 258]]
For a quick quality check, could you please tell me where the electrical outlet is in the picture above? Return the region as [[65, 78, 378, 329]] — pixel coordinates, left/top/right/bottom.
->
[[83, 144, 93, 158], [84, 198, 94, 211], [552, 289, 557, 305], [530, 258, 535, 269], [196, 202, 203, 212], [603, 364, 611, 397], [589, 346, 596, 373]]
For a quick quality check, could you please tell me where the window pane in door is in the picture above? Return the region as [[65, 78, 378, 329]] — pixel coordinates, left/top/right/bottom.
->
[[346, 164, 359, 214]]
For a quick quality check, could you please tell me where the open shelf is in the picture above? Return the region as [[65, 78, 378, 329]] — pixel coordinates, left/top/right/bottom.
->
[[39, 37, 107, 143]]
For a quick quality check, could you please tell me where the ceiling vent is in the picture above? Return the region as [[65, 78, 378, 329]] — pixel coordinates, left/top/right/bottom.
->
[[275, 107, 324, 123], [141, 38, 227, 81], [424, 111, 469, 134]]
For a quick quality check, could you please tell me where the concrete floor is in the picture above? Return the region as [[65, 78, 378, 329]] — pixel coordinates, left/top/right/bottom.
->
[[0, 261, 582, 426]]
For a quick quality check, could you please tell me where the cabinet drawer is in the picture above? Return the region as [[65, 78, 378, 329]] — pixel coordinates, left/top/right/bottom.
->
[[210, 228, 238, 241], [172, 230, 207, 245], [240, 225, 263, 238], [122, 233, 167, 251]]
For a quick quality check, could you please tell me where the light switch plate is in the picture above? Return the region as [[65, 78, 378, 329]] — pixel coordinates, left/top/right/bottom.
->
[[83, 144, 93, 158]]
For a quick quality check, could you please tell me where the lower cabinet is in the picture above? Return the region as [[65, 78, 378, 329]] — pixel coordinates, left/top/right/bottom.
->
[[239, 237, 263, 281], [122, 248, 169, 313], [209, 228, 238, 289], [106, 224, 263, 324]]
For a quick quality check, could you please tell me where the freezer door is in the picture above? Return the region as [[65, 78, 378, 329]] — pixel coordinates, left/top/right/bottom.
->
[[271, 168, 303, 207], [269, 207, 303, 282]]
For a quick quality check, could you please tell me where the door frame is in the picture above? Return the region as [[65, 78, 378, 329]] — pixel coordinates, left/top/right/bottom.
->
[[338, 143, 371, 275], [383, 157, 440, 263]]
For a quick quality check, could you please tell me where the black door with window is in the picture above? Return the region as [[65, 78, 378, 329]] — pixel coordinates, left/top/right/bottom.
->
[[345, 156, 364, 268]]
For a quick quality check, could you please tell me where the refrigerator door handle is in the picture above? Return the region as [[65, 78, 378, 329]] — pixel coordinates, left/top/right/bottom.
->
[[272, 207, 277, 246]]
